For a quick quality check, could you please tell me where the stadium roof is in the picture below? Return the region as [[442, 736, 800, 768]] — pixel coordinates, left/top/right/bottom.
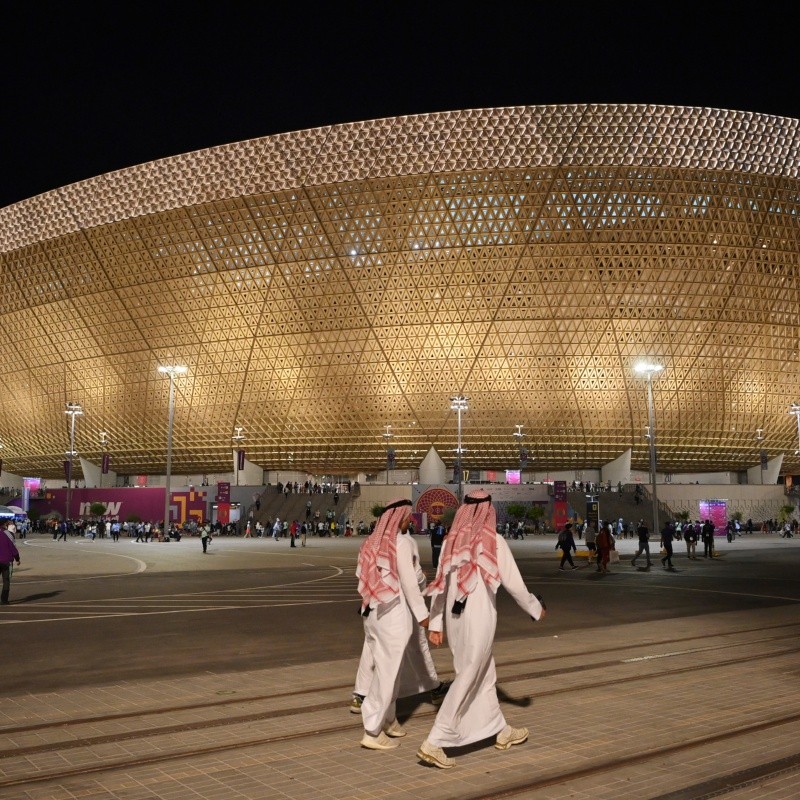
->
[[1, 104, 799, 478]]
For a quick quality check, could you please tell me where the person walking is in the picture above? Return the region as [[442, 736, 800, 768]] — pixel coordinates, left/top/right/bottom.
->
[[702, 519, 715, 558], [596, 523, 613, 573], [200, 526, 210, 553], [350, 513, 449, 714], [0, 522, 21, 604], [57, 520, 68, 541], [417, 489, 545, 769], [631, 519, 653, 568], [356, 499, 431, 751], [555, 522, 578, 570], [684, 523, 697, 559], [584, 522, 597, 556], [660, 521, 675, 569], [430, 521, 446, 569]]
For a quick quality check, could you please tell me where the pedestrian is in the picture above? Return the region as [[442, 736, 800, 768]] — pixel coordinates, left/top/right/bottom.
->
[[417, 489, 545, 769], [661, 521, 675, 569], [631, 519, 653, 568], [430, 521, 446, 569], [355, 499, 431, 751], [584, 522, 597, 555], [0, 522, 21, 604], [290, 520, 297, 548], [300, 522, 307, 547], [350, 513, 449, 713], [272, 518, 281, 540], [684, 523, 697, 559], [201, 526, 210, 553], [555, 522, 578, 570], [702, 519, 715, 558], [596, 523, 613, 573], [57, 520, 68, 541]]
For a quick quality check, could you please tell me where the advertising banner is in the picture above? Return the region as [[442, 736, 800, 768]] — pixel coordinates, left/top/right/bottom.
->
[[101, 453, 110, 474], [236, 450, 245, 471], [699, 499, 728, 534], [31, 487, 208, 525], [217, 502, 230, 525], [217, 482, 231, 503]]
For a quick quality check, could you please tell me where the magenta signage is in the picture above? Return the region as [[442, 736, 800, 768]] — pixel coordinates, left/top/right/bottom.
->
[[698, 499, 728, 535], [553, 480, 567, 501], [217, 482, 231, 503], [33, 487, 208, 524]]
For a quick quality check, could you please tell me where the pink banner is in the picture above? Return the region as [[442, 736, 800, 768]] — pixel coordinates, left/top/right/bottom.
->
[[32, 487, 208, 524]]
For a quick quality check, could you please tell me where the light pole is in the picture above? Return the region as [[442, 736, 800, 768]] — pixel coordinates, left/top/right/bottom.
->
[[232, 426, 245, 486], [99, 431, 108, 488], [450, 395, 469, 501], [634, 362, 663, 537], [756, 428, 765, 485], [383, 425, 393, 485], [64, 402, 83, 524], [158, 366, 187, 533], [790, 405, 800, 455]]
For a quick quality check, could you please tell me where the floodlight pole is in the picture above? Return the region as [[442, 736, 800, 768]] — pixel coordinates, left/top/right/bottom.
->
[[450, 395, 469, 501], [64, 403, 83, 524], [634, 363, 663, 538], [158, 366, 187, 534], [383, 425, 393, 485]]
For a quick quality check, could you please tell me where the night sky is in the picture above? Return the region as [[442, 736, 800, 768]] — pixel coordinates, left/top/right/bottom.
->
[[2, 4, 797, 209]]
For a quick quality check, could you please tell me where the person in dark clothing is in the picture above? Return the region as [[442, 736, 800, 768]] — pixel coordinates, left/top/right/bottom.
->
[[0, 523, 21, 604], [660, 522, 675, 569], [631, 519, 653, 568], [702, 520, 715, 558], [430, 522, 446, 569], [555, 523, 578, 570]]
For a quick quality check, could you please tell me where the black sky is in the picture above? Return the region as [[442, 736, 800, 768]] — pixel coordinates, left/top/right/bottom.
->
[[2, 4, 797, 209]]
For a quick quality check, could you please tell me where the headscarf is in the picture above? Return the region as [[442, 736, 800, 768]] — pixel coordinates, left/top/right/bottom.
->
[[356, 498, 412, 611], [426, 489, 500, 605]]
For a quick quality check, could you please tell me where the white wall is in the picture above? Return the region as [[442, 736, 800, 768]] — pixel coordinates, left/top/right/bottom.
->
[[602, 449, 632, 486]]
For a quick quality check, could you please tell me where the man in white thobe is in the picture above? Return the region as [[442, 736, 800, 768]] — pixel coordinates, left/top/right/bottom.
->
[[417, 489, 545, 769], [350, 524, 448, 712], [356, 499, 430, 750]]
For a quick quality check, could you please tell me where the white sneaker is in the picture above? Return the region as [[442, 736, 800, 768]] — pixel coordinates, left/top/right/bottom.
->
[[383, 719, 406, 738], [417, 739, 455, 768], [361, 731, 400, 750], [495, 725, 528, 750]]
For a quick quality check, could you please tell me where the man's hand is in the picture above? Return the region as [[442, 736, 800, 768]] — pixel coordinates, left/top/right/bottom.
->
[[428, 630, 444, 646], [419, 616, 430, 629]]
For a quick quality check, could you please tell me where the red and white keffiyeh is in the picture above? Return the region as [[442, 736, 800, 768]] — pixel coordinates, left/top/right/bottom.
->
[[356, 499, 412, 611], [426, 489, 500, 604]]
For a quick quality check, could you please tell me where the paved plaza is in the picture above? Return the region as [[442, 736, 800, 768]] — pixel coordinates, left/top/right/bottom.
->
[[1, 532, 800, 799]]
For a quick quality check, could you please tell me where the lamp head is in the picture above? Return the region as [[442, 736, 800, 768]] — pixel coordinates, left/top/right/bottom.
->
[[633, 361, 664, 376]]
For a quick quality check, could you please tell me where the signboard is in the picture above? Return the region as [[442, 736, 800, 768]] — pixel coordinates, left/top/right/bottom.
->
[[520, 448, 528, 468], [236, 449, 245, 471], [699, 499, 728, 535], [102, 453, 111, 474], [586, 500, 599, 531], [387, 448, 396, 470], [553, 480, 567, 501], [505, 470, 520, 485], [217, 482, 231, 503]]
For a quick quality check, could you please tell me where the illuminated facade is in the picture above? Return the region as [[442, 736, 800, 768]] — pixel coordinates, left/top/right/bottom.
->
[[1, 105, 798, 478]]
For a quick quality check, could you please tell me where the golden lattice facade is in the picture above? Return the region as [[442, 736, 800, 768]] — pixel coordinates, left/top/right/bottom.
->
[[1, 105, 799, 479]]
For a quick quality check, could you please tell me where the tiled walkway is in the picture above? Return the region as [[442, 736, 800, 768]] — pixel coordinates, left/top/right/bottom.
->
[[3, 600, 800, 799]]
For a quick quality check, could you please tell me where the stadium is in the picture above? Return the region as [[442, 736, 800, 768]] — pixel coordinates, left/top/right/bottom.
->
[[0, 104, 798, 483]]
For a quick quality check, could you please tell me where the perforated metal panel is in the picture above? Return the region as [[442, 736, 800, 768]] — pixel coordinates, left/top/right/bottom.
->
[[1, 105, 798, 478]]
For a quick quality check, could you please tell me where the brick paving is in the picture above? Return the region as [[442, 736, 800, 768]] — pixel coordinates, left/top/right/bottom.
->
[[2, 536, 800, 799]]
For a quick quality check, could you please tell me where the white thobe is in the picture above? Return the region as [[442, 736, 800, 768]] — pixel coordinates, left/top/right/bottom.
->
[[355, 534, 439, 698], [361, 534, 430, 736], [426, 534, 543, 748]]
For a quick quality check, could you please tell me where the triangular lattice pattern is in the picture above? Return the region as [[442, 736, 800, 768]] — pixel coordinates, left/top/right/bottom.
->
[[0, 105, 799, 478]]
